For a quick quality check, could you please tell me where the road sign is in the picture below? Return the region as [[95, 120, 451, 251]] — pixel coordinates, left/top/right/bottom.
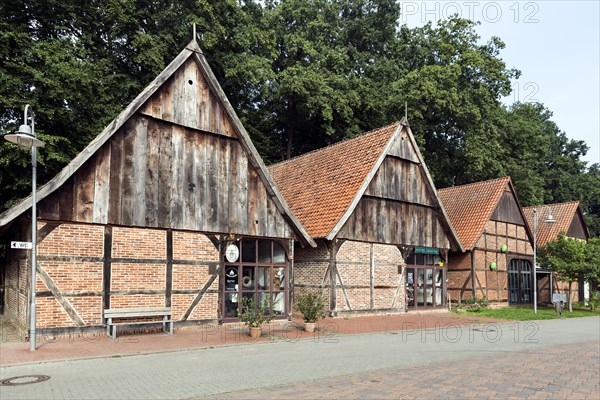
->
[[552, 293, 567, 303], [10, 241, 33, 250]]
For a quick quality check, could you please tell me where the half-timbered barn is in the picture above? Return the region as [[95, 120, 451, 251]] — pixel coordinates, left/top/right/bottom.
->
[[270, 119, 462, 315], [438, 177, 535, 306], [523, 201, 590, 303], [0, 40, 315, 338]]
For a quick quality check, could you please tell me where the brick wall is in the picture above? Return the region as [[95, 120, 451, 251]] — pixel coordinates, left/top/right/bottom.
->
[[448, 220, 534, 306], [172, 231, 219, 321], [6, 221, 223, 332], [294, 240, 405, 314], [293, 240, 330, 306]]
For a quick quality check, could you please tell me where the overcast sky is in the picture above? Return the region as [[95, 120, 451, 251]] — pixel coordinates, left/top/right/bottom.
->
[[400, 0, 600, 166]]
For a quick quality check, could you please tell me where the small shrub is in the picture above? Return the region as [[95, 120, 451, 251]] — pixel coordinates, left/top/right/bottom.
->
[[460, 296, 489, 312], [238, 297, 274, 328], [296, 293, 327, 323], [589, 291, 600, 311]]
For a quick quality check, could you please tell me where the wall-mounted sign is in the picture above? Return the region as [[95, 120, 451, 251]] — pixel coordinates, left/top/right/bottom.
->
[[11, 241, 32, 249], [225, 244, 239, 262], [415, 247, 439, 255]]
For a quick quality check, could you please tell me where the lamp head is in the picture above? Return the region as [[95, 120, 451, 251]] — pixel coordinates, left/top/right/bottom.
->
[[17, 124, 32, 135], [545, 213, 555, 224], [3, 132, 45, 148]]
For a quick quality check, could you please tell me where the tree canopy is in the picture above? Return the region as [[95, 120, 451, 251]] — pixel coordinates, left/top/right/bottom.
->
[[1, 0, 598, 235], [538, 233, 589, 312]]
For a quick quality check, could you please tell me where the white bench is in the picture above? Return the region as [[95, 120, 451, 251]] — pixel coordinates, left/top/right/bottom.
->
[[104, 307, 173, 339]]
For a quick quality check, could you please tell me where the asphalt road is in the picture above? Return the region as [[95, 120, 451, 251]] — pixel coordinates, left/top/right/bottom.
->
[[1, 317, 598, 399]]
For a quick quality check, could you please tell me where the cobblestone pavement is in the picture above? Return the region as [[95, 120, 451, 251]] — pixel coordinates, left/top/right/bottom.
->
[[213, 340, 600, 399], [1, 317, 598, 399]]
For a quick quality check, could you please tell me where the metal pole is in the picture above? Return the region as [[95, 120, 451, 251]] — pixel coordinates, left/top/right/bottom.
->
[[533, 208, 538, 314], [30, 109, 37, 351]]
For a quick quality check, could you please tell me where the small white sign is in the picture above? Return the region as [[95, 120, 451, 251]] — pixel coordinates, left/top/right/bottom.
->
[[11, 241, 33, 249], [552, 293, 567, 303], [225, 244, 239, 263]]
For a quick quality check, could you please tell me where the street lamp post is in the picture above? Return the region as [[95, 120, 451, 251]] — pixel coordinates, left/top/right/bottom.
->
[[3, 105, 45, 351], [533, 205, 555, 314]]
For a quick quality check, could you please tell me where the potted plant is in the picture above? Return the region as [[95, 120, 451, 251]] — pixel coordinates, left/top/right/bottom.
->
[[296, 292, 326, 332], [238, 296, 274, 338]]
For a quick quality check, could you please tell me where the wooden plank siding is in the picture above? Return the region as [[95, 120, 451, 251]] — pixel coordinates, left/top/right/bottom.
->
[[38, 108, 295, 241], [37, 114, 293, 239], [490, 189, 526, 226], [364, 156, 434, 207], [566, 213, 588, 240], [337, 151, 448, 248], [337, 196, 449, 248], [138, 58, 236, 138]]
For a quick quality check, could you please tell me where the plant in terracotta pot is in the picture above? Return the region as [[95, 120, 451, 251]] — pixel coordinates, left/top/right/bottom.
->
[[238, 296, 274, 338], [296, 293, 326, 332]]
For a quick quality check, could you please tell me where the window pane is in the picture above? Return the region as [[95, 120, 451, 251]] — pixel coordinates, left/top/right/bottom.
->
[[258, 292, 271, 316], [273, 242, 286, 263], [242, 266, 255, 291], [224, 267, 239, 292], [273, 293, 285, 316], [258, 241, 271, 263], [258, 267, 270, 290], [224, 293, 239, 318], [406, 269, 415, 307], [273, 267, 285, 290], [242, 240, 256, 262], [417, 269, 425, 305]]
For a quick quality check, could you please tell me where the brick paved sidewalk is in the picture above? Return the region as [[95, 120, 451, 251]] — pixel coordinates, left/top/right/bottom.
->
[[0, 312, 503, 366], [213, 340, 600, 400]]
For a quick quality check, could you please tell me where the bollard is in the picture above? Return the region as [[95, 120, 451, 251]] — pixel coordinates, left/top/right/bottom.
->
[[554, 300, 564, 317]]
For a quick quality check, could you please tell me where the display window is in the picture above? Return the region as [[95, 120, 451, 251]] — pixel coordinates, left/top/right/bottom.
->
[[222, 238, 288, 320]]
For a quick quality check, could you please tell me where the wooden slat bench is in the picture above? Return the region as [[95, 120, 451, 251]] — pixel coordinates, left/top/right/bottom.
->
[[104, 307, 173, 339]]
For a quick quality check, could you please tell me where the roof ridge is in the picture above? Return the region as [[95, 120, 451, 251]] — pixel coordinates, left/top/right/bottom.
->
[[270, 122, 401, 169], [438, 176, 510, 193], [522, 200, 580, 210]]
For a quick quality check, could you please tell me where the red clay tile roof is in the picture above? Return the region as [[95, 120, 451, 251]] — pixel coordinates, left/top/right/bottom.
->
[[522, 201, 586, 247], [269, 123, 400, 238], [438, 177, 511, 250]]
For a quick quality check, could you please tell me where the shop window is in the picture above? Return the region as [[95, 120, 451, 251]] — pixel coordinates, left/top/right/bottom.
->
[[223, 238, 288, 320]]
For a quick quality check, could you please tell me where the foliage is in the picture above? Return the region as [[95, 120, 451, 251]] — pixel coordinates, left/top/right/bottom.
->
[[295, 292, 327, 323], [584, 237, 600, 286], [456, 306, 600, 320], [1, 0, 598, 236], [588, 291, 600, 311], [539, 233, 587, 312], [238, 296, 274, 328], [459, 296, 489, 312]]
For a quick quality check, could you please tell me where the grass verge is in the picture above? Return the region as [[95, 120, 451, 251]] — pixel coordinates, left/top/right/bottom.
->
[[455, 306, 600, 321]]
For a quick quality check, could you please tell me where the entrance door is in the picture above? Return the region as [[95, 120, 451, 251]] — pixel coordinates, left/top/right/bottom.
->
[[508, 259, 532, 304], [222, 238, 288, 321], [405, 253, 445, 310]]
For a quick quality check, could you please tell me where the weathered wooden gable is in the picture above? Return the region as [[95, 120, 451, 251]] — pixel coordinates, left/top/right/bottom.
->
[[36, 56, 293, 238], [337, 128, 450, 248], [490, 187, 527, 226], [566, 212, 588, 240]]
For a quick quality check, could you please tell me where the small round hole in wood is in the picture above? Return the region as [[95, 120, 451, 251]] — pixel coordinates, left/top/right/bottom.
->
[[188, 79, 194, 85]]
